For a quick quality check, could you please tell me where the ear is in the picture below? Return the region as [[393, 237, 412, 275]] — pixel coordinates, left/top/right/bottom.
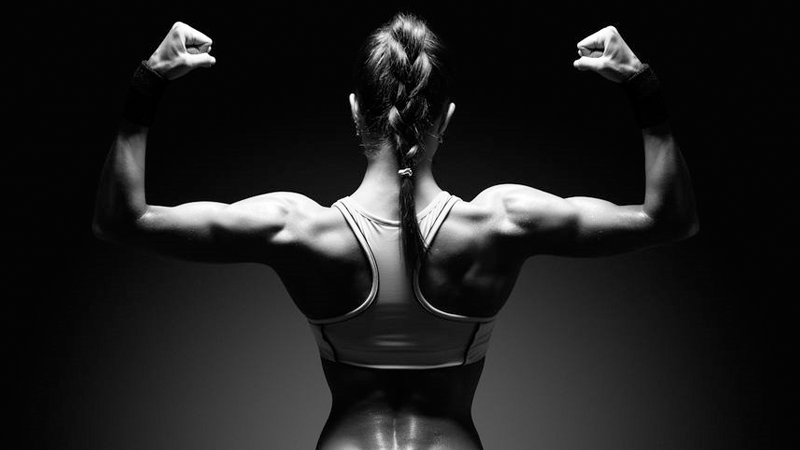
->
[[438, 102, 456, 136], [349, 93, 360, 122]]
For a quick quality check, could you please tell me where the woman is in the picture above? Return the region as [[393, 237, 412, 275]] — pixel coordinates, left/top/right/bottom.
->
[[93, 13, 698, 450]]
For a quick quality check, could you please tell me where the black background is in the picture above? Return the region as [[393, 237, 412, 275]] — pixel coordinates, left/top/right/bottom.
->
[[15, 3, 792, 449]]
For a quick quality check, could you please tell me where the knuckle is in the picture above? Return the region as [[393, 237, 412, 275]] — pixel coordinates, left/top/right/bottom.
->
[[172, 21, 184, 29]]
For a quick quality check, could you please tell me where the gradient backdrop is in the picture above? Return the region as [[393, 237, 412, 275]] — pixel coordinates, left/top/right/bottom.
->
[[17, 4, 791, 450]]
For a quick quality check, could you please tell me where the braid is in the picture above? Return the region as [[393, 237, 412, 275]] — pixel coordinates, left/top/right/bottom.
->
[[354, 12, 451, 274]]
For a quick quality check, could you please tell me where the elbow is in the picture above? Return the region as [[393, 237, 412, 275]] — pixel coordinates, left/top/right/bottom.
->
[[671, 218, 699, 243], [92, 219, 106, 240], [650, 211, 699, 244], [92, 208, 109, 241], [93, 193, 149, 243], [92, 211, 142, 244], [92, 217, 120, 243], [683, 215, 700, 239], [676, 205, 700, 241]]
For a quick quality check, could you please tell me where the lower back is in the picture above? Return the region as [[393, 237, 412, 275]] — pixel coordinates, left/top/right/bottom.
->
[[316, 358, 486, 450]]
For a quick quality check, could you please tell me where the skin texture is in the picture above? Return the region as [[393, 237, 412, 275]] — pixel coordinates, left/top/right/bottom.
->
[[94, 22, 698, 450], [316, 359, 486, 450]]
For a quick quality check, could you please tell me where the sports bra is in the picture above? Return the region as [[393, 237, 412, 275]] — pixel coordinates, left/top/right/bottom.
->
[[307, 191, 497, 370]]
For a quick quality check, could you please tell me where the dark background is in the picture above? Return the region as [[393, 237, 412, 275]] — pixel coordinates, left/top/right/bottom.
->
[[15, 3, 791, 450]]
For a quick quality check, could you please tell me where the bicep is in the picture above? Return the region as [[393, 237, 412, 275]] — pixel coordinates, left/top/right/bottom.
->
[[554, 196, 655, 256], [489, 184, 657, 257], [115, 194, 294, 263]]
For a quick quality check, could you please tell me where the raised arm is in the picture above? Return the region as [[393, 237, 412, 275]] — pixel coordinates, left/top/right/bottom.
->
[[93, 22, 308, 264], [477, 26, 698, 258]]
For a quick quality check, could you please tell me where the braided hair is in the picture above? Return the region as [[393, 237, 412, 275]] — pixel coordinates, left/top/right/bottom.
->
[[354, 12, 452, 274]]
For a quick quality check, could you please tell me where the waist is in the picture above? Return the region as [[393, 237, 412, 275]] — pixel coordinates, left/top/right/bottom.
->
[[318, 410, 483, 450], [321, 356, 485, 417], [318, 357, 486, 449]]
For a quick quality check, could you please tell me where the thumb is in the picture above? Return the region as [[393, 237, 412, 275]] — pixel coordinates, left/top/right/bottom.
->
[[573, 55, 605, 72], [184, 51, 216, 68]]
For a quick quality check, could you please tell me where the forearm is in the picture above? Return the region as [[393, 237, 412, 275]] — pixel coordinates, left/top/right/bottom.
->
[[640, 122, 698, 237], [93, 120, 150, 237], [620, 63, 698, 238], [94, 56, 170, 237]]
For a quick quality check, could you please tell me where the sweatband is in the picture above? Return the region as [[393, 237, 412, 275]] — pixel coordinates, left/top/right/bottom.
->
[[621, 63, 668, 129], [121, 60, 168, 126]]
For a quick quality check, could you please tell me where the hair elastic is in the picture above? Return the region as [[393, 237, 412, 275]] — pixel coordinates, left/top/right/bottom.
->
[[398, 168, 414, 177]]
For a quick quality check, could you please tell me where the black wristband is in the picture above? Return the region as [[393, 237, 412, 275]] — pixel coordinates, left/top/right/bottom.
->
[[121, 60, 168, 126], [621, 63, 668, 129]]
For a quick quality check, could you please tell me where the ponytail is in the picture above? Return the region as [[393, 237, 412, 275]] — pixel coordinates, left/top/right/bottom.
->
[[354, 12, 451, 274]]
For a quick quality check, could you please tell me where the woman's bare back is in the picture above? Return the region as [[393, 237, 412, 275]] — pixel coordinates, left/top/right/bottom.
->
[[266, 192, 524, 449]]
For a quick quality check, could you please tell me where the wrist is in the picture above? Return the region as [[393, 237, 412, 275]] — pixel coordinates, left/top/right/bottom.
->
[[621, 63, 669, 129], [145, 55, 171, 79], [118, 117, 149, 135], [622, 58, 645, 81], [121, 60, 169, 127], [642, 122, 672, 138]]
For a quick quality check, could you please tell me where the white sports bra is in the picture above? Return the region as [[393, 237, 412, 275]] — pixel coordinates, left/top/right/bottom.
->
[[307, 191, 496, 370]]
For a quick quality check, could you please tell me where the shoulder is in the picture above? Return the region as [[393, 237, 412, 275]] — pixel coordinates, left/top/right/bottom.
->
[[447, 184, 581, 261], [226, 191, 343, 240], [231, 191, 326, 216], [456, 184, 578, 235]]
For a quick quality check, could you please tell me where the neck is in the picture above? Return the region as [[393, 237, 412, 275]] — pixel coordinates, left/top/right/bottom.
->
[[350, 138, 443, 219]]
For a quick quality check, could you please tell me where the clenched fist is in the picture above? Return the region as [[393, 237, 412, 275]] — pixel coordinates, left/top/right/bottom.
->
[[573, 26, 644, 83], [146, 22, 216, 80]]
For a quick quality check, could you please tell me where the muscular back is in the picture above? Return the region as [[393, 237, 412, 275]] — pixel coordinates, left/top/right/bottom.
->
[[270, 190, 525, 323], [262, 191, 519, 450]]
